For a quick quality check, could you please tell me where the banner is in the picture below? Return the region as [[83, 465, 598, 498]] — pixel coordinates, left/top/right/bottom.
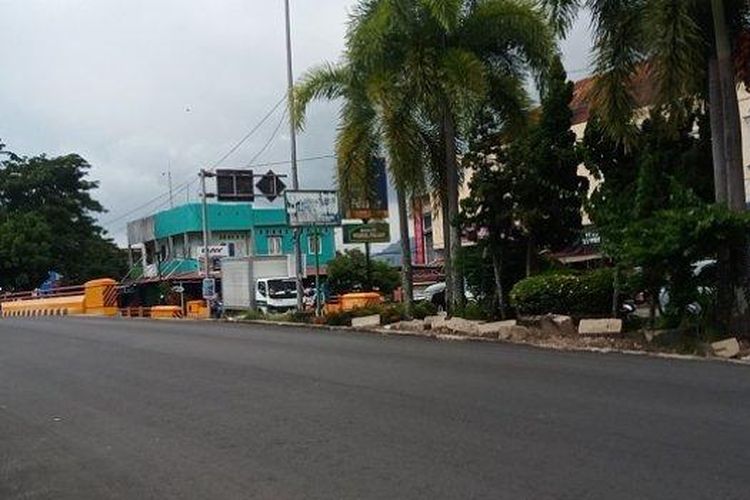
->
[[342, 157, 389, 220]]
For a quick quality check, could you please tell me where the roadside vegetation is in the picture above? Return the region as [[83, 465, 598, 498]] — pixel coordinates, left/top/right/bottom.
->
[[290, 0, 750, 356], [0, 142, 127, 290]]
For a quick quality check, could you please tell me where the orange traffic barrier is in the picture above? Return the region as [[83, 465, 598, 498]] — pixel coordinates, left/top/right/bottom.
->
[[1, 278, 119, 318], [186, 300, 209, 319], [150, 306, 183, 319], [324, 292, 383, 315]]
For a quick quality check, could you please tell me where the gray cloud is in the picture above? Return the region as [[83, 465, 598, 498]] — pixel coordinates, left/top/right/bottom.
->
[[0, 1, 592, 247]]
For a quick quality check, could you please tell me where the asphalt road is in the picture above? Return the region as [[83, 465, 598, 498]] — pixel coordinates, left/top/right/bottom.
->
[[0, 317, 748, 500]]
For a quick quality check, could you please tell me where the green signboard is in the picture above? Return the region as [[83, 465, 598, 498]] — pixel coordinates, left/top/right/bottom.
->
[[343, 223, 391, 244]]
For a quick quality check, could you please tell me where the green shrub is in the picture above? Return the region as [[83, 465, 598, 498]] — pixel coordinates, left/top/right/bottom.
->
[[510, 268, 614, 316], [323, 310, 355, 326], [323, 302, 411, 326], [241, 310, 266, 321], [454, 301, 491, 320], [411, 301, 437, 320]]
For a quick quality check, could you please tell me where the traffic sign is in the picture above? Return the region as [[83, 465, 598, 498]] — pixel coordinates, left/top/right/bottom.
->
[[255, 170, 286, 202], [202, 278, 216, 299], [171, 285, 185, 294], [343, 222, 391, 243], [216, 169, 254, 202]]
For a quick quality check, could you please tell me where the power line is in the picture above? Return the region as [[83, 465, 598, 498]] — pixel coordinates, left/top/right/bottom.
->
[[246, 153, 335, 169], [102, 179, 196, 227], [100, 96, 287, 230], [207, 95, 287, 171], [246, 108, 288, 167]]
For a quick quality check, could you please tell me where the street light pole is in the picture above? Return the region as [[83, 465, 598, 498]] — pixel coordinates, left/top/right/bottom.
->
[[284, 0, 304, 312]]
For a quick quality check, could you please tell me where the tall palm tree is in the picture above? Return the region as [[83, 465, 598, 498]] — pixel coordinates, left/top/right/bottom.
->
[[347, 0, 555, 312], [293, 62, 424, 318]]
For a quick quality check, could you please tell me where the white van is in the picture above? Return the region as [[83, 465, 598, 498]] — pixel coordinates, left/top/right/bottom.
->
[[256, 277, 298, 314]]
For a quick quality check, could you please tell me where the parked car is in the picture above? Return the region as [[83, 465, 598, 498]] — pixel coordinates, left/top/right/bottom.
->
[[415, 282, 475, 310]]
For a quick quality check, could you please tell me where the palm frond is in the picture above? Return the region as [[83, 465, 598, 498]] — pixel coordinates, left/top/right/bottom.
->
[[459, 0, 556, 79], [535, 0, 581, 37], [645, 0, 706, 108], [587, 0, 646, 142], [293, 63, 350, 130], [419, 0, 463, 32]]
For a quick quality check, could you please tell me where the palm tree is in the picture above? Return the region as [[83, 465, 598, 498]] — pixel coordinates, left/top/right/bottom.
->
[[539, 0, 750, 211], [293, 62, 424, 318], [347, 0, 555, 312]]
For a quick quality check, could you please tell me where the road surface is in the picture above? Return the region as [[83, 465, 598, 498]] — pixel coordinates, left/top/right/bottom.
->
[[0, 317, 748, 499]]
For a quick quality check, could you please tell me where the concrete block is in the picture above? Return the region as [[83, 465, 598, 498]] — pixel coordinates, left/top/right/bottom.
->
[[519, 314, 575, 336], [424, 312, 448, 330], [351, 314, 381, 328], [578, 318, 623, 336], [711, 338, 740, 358], [505, 325, 531, 341], [477, 320, 518, 339], [442, 317, 481, 336], [393, 319, 426, 332], [549, 315, 576, 336]]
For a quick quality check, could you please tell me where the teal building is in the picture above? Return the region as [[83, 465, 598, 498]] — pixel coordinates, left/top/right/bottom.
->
[[126, 203, 336, 278]]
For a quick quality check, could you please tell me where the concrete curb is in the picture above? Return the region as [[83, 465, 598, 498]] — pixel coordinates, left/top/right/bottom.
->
[[229, 317, 750, 366]]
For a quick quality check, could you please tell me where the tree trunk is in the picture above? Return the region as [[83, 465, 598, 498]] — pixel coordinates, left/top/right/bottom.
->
[[397, 185, 414, 319], [611, 264, 620, 318], [710, 57, 733, 330], [443, 109, 464, 312], [441, 194, 453, 314], [525, 235, 535, 278], [492, 249, 506, 320], [649, 288, 657, 330], [712, 0, 745, 212], [708, 57, 727, 205], [712, 0, 750, 334]]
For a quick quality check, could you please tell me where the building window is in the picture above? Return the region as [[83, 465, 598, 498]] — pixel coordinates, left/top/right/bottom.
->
[[267, 236, 282, 255], [308, 234, 322, 255]]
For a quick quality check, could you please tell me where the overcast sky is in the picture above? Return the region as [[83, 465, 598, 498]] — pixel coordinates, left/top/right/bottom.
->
[[0, 1, 593, 247]]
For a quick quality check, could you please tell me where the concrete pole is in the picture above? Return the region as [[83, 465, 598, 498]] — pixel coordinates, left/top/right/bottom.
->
[[200, 170, 210, 277], [284, 0, 304, 311]]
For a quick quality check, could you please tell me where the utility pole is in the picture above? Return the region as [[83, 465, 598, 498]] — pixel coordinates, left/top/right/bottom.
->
[[284, 0, 304, 311], [199, 169, 212, 277], [166, 161, 174, 208]]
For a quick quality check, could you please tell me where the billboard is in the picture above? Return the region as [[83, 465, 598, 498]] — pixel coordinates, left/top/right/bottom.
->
[[343, 223, 391, 244], [284, 190, 341, 227], [342, 157, 389, 220]]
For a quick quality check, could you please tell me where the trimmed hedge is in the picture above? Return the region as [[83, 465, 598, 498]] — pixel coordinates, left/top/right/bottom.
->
[[509, 269, 614, 316]]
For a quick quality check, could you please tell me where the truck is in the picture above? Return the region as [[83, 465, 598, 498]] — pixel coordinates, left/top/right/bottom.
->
[[221, 255, 304, 313], [255, 277, 298, 314]]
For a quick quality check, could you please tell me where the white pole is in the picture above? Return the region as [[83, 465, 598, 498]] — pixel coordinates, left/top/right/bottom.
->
[[284, 0, 304, 312]]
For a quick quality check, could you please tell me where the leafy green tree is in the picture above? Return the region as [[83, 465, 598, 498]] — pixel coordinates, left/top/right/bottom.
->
[[460, 109, 523, 318], [0, 212, 53, 290], [461, 56, 586, 313], [0, 144, 127, 289], [505, 56, 587, 274], [326, 249, 400, 295], [583, 109, 721, 326]]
